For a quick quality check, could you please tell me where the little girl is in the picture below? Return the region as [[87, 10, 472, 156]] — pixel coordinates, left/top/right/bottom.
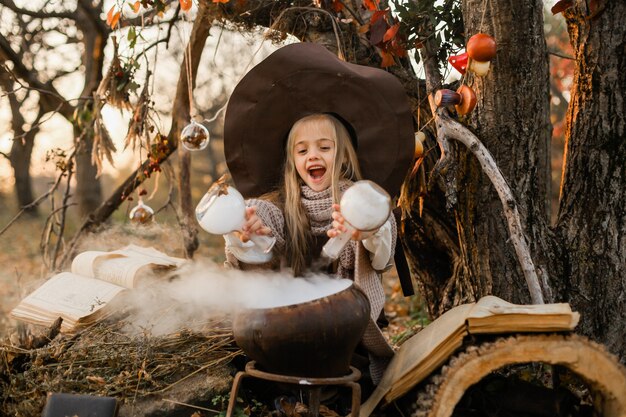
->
[[224, 113, 396, 382]]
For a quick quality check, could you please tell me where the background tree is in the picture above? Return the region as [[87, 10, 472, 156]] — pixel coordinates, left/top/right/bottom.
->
[[0, 1, 107, 217]]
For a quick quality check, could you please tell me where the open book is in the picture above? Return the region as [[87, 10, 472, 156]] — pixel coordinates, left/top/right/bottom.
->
[[361, 296, 580, 417], [10, 245, 186, 333]]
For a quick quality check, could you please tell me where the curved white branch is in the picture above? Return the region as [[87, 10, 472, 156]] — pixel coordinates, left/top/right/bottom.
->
[[436, 110, 544, 304]]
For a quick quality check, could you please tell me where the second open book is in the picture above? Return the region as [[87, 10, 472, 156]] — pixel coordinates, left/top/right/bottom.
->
[[10, 245, 186, 333], [360, 295, 580, 417]]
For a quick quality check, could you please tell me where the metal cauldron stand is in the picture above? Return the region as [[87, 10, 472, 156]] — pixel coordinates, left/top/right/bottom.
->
[[225, 361, 362, 417]]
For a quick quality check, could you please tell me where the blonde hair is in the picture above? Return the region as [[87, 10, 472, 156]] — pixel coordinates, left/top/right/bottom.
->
[[283, 114, 362, 276]]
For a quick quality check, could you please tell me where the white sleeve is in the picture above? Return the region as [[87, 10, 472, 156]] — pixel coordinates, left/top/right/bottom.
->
[[361, 220, 393, 271], [224, 233, 273, 264]]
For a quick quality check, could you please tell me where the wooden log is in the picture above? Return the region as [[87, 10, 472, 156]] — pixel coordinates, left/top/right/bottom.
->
[[406, 334, 626, 417]]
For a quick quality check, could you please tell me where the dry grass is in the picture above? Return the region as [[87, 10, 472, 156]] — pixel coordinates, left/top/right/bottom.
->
[[1, 315, 238, 416]]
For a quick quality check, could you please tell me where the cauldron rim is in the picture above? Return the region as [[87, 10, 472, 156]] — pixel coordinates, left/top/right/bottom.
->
[[236, 280, 362, 311]]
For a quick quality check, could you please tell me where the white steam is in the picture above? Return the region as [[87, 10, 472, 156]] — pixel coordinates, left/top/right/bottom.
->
[[121, 260, 352, 335]]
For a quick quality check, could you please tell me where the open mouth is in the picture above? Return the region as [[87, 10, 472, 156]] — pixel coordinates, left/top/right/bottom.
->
[[308, 166, 327, 181]]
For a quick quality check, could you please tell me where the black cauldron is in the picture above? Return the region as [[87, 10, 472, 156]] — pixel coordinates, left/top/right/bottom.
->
[[232, 283, 370, 378]]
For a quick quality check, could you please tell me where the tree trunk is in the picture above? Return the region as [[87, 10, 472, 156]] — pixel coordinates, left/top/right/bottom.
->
[[74, 128, 103, 218], [559, 0, 626, 360], [9, 133, 37, 216], [73, 10, 107, 218], [455, 0, 557, 305]]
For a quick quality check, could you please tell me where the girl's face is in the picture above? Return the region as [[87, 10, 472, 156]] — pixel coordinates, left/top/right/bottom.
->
[[292, 118, 336, 192]]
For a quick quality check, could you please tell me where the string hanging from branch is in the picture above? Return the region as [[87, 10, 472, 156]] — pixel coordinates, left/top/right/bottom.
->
[[179, 17, 210, 152]]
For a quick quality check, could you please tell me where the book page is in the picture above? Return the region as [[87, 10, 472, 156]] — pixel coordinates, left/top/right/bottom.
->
[[11, 272, 125, 324], [71, 251, 112, 278], [112, 244, 186, 266], [71, 245, 185, 288], [470, 295, 574, 316], [92, 256, 161, 288]]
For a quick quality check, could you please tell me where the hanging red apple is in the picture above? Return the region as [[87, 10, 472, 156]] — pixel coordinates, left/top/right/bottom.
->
[[467, 33, 497, 62], [466, 33, 497, 77]]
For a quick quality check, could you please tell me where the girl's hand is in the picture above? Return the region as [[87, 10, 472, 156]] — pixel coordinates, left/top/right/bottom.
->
[[327, 204, 363, 240], [239, 206, 272, 243]]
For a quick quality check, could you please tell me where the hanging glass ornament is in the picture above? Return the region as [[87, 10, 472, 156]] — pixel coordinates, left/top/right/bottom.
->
[[129, 198, 154, 224], [180, 119, 210, 151]]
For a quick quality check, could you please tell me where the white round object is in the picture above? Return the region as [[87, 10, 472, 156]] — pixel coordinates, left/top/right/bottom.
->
[[181, 120, 210, 151], [196, 186, 246, 234], [339, 180, 391, 231]]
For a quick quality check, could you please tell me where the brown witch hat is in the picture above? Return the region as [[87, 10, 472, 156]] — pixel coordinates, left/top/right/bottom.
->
[[224, 42, 414, 198]]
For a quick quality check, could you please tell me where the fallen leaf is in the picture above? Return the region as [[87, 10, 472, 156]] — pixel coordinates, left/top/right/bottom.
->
[[132, 1, 141, 12], [212, 0, 231, 3]]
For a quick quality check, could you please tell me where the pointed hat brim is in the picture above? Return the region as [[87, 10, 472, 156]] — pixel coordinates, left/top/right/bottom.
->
[[224, 42, 414, 198]]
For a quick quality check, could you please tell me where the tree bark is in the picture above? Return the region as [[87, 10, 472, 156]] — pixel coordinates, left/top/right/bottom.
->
[[455, 0, 558, 305], [9, 133, 37, 216], [73, 6, 107, 218], [559, 0, 626, 360]]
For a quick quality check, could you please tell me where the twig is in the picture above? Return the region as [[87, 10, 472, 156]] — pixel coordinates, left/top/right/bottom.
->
[[162, 399, 220, 413], [6, 103, 63, 142], [548, 49, 575, 60], [150, 351, 239, 394], [51, 158, 75, 270], [0, 0, 76, 19], [0, 149, 76, 237], [135, 8, 181, 62]]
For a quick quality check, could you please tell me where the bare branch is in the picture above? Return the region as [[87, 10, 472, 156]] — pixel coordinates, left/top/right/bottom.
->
[[548, 49, 575, 60], [0, 54, 73, 118], [135, 9, 182, 61], [0, 149, 77, 237], [0, 0, 76, 20], [51, 158, 75, 270], [436, 111, 545, 304]]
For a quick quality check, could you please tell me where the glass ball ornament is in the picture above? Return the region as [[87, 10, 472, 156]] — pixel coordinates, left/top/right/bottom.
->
[[180, 120, 210, 151], [129, 199, 154, 225]]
